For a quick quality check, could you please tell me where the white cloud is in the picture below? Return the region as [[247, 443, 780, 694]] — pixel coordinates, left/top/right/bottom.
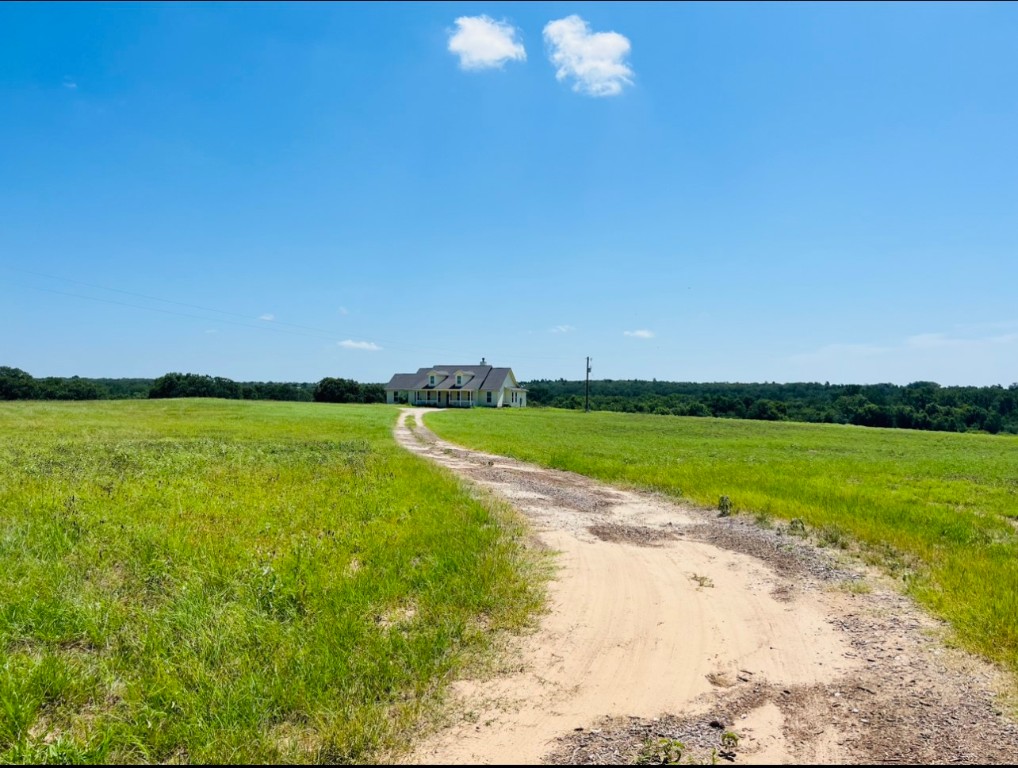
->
[[259, 313, 275, 321], [448, 15, 526, 70], [62, 80, 77, 90], [624, 329, 654, 339], [338, 306, 349, 316], [543, 15, 633, 96], [551, 324, 575, 334], [338, 339, 381, 351]]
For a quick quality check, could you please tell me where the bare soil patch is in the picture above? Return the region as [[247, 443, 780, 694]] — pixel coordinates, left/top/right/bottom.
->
[[587, 523, 679, 546]]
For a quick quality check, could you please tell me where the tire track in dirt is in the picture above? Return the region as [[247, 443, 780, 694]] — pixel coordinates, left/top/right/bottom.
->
[[398, 410, 1018, 765]]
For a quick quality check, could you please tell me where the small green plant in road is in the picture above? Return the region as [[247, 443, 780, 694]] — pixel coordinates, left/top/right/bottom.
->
[[690, 574, 715, 589], [788, 518, 807, 536], [637, 737, 686, 765]]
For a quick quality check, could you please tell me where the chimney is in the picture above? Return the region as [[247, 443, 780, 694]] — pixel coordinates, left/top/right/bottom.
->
[[480, 357, 487, 365]]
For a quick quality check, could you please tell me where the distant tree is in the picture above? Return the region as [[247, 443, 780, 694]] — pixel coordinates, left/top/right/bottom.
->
[[359, 383, 386, 404], [149, 373, 241, 399], [0, 367, 36, 400], [314, 377, 362, 403], [35, 376, 106, 400], [746, 399, 785, 421]]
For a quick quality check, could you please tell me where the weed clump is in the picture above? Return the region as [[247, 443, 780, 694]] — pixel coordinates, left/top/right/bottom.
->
[[717, 495, 732, 517], [637, 737, 686, 765]]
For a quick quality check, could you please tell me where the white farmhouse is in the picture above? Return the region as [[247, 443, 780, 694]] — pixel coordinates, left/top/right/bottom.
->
[[385, 359, 526, 408]]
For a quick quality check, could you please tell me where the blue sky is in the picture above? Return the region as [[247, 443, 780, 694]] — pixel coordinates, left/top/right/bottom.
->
[[2, 2, 1016, 385]]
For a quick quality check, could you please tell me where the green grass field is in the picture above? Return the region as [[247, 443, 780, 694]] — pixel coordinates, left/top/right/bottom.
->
[[426, 408, 1018, 677], [0, 400, 543, 764]]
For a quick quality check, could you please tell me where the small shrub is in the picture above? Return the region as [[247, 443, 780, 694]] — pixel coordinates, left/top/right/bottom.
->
[[788, 518, 806, 536], [818, 524, 848, 549], [717, 495, 732, 517], [636, 737, 685, 765]]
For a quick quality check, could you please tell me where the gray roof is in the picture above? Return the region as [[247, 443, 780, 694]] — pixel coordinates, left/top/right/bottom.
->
[[386, 373, 421, 389], [385, 365, 523, 392], [482, 368, 514, 392]]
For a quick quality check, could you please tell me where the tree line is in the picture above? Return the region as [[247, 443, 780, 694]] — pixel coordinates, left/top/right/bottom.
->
[[7, 365, 1016, 434], [524, 379, 1018, 435], [0, 368, 384, 405]]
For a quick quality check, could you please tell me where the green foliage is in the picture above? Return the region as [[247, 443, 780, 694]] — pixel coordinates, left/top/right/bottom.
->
[[0, 367, 34, 400], [0, 368, 387, 403], [427, 408, 1018, 678], [0, 368, 105, 401], [717, 495, 732, 517], [0, 400, 544, 763], [637, 737, 686, 765], [151, 372, 319, 401], [524, 378, 1018, 435], [720, 731, 739, 749], [313, 377, 384, 404]]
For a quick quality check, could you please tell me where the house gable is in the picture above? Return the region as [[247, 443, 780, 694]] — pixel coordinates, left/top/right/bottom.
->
[[426, 370, 450, 388]]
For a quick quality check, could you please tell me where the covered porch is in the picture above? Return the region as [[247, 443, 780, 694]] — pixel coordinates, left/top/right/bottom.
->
[[409, 389, 476, 408]]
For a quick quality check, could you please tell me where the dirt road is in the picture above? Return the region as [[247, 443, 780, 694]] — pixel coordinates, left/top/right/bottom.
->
[[398, 410, 1018, 765]]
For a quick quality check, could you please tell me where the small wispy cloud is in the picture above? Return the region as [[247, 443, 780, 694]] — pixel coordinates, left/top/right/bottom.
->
[[544, 15, 634, 97], [905, 331, 1018, 350], [62, 79, 78, 90], [551, 324, 575, 334], [259, 313, 275, 321], [205, 329, 218, 335], [785, 326, 1018, 385], [339, 339, 381, 351], [624, 329, 654, 339], [338, 306, 349, 316], [448, 15, 526, 70], [790, 327, 1018, 365]]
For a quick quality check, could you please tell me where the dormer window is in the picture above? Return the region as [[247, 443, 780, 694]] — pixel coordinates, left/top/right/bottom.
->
[[456, 375, 462, 386], [429, 375, 436, 386]]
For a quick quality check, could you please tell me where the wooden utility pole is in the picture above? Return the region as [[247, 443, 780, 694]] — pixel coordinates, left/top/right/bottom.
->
[[585, 356, 592, 413]]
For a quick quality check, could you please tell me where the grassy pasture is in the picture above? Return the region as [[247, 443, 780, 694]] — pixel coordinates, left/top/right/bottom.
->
[[0, 400, 543, 763], [426, 408, 1018, 677]]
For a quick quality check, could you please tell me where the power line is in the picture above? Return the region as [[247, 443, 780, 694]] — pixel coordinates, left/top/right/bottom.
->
[[5, 270, 580, 365]]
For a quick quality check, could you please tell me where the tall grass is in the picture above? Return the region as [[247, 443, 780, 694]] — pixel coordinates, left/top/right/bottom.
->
[[427, 408, 1018, 677], [0, 400, 543, 763]]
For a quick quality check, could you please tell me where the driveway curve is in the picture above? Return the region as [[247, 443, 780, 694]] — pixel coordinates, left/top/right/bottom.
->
[[398, 409, 1018, 765]]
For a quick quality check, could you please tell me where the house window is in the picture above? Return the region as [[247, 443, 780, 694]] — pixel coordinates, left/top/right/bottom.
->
[[456, 375, 462, 385], [429, 375, 435, 386], [486, 392, 492, 403]]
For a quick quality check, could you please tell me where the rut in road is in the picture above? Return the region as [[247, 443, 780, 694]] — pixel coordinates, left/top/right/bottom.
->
[[399, 409, 1018, 766]]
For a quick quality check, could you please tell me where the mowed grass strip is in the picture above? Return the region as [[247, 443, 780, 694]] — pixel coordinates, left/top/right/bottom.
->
[[426, 408, 1018, 677], [0, 400, 544, 764]]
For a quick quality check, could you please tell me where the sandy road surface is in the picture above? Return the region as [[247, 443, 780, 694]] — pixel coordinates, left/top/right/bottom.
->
[[398, 409, 1018, 765]]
